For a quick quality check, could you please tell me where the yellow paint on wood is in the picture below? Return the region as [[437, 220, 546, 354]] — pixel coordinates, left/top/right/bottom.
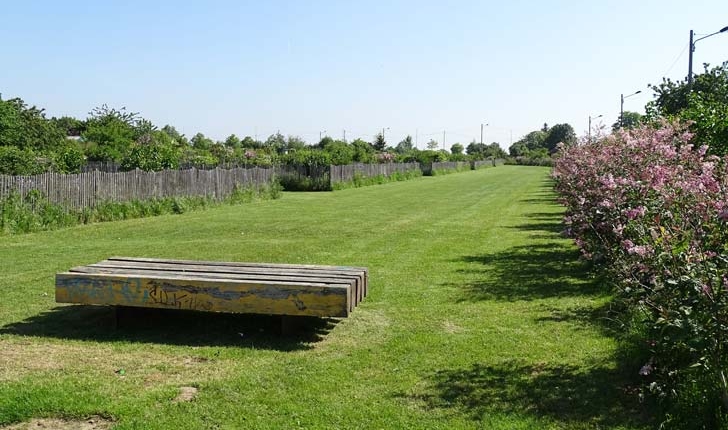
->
[[56, 273, 350, 317]]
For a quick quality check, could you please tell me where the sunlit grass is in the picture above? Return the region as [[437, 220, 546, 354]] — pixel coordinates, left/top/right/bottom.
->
[[0, 166, 650, 429]]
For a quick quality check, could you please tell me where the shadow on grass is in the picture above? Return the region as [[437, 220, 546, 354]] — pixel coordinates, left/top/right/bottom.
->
[[0, 305, 335, 351], [455, 244, 604, 301], [409, 359, 650, 428]]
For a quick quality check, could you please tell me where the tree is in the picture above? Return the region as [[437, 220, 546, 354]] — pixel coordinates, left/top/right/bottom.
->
[[285, 135, 307, 153], [612, 111, 643, 131], [509, 141, 528, 157], [322, 140, 354, 165], [240, 136, 259, 149], [466, 141, 486, 156], [426, 139, 439, 150], [543, 123, 576, 153], [0, 97, 65, 151], [485, 142, 507, 158], [53, 141, 85, 173], [317, 136, 334, 148], [0, 146, 44, 175], [373, 133, 387, 151], [190, 133, 214, 150], [264, 132, 286, 153], [450, 142, 464, 155], [51, 116, 85, 137], [161, 125, 188, 146], [395, 135, 413, 153], [523, 131, 546, 150], [224, 134, 241, 149], [351, 138, 375, 163], [82, 105, 140, 161], [646, 62, 728, 155]]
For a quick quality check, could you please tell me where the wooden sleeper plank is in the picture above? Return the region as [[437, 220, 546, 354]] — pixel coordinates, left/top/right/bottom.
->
[[56, 272, 351, 318]]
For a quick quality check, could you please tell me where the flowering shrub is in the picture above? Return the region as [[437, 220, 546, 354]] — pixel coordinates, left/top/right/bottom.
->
[[553, 122, 728, 425], [376, 152, 395, 163]]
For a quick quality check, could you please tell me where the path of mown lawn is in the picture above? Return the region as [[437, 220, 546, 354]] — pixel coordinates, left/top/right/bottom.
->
[[0, 166, 650, 429]]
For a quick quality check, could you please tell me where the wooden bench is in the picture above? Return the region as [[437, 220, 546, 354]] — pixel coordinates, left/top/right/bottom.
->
[[56, 257, 368, 319]]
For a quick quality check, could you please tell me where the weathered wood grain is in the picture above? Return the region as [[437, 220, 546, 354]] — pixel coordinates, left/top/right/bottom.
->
[[56, 257, 368, 319], [106, 257, 369, 298], [56, 272, 351, 317], [69, 265, 359, 312], [0, 167, 276, 209]]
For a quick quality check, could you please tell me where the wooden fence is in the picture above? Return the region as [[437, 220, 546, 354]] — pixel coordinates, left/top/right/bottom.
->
[[0, 167, 275, 209], [0, 159, 506, 209], [419, 161, 472, 175], [330, 163, 421, 184], [472, 158, 506, 169]]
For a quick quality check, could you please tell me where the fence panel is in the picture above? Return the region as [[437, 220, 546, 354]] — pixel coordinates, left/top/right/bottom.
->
[[0, 167, 275, 209]]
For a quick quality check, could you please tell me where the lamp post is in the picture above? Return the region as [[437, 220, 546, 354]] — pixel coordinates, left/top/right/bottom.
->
[[319, 130, 327, 141], [689, 25, 728, 87], [480, 122, 489, 145], [620, 90, 641, 128], [588, 114, 602, 143]]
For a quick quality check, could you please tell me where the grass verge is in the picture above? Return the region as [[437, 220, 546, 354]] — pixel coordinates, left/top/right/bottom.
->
[[0, 166, 650, 429]]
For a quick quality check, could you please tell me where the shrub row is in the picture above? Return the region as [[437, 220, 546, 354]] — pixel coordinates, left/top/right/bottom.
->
[[331, 169, 423, 190], [552, 122, 728, 428]]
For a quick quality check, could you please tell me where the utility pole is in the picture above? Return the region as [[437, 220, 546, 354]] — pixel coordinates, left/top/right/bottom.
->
[[415, 129, 418, 149], [688, 25, 728, 89], [480, 122, 489, 145], [343, 129, 346, 141], [443, 131, 446, 150], [688, 29, 694, 87], [620, 91, 641, 128]]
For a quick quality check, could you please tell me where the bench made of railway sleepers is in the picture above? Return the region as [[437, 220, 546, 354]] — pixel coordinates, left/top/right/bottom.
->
[[56, 257, 368, 318]]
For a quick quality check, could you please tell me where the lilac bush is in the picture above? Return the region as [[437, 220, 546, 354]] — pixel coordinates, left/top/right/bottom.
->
[[553, 121, 728, 422]]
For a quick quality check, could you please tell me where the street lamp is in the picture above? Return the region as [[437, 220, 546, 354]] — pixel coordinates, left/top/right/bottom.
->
[[319, 130, 327, 141], [480, 122, 489, 145], [620, 90, 641, 128], [588, 114, 602, 143], [689, 25, 728, 87]]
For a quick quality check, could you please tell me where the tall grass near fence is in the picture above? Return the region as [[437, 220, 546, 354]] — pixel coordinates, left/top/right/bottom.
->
[[331, 168, 423, 190], [0, 182, 281, 235], [425, 161, 472, 176]]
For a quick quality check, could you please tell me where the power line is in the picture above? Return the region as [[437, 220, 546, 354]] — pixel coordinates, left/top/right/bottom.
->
[[662, 42, 690, 77]]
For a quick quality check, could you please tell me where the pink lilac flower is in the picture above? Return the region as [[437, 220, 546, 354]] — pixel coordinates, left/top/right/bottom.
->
[[625, 206, 647, 220]]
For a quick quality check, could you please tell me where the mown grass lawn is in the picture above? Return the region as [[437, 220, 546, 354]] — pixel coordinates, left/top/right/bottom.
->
[[0, 166, 650, 429]]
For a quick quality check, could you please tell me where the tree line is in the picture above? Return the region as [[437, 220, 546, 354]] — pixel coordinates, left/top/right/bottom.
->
[[0, 98, 507, 176], [507, 61, 728, 159]]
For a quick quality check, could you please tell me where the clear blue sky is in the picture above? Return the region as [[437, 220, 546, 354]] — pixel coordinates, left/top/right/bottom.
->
[[2, 1, 727, 150]]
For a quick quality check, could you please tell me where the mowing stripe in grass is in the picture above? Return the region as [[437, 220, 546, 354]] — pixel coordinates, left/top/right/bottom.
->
[[0, 166, 649, 429]]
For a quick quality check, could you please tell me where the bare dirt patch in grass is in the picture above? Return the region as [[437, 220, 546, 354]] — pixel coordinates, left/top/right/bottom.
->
[[172, 386, 199, 403], [0, 415, 113, 430]]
